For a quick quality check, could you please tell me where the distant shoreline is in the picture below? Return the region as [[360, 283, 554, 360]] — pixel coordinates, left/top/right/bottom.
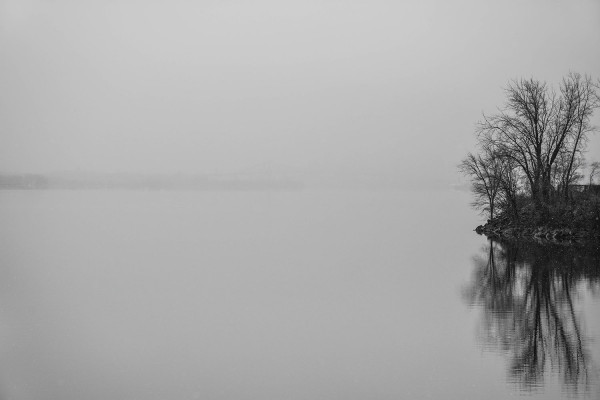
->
[[0, 173, 304, 191]]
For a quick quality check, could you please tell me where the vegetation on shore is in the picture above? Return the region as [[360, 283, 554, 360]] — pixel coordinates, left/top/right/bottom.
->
[[460, 73, 600, 242]]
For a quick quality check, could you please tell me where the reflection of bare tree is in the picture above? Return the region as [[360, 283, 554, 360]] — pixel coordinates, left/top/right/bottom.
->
[[464, 239, 600, 394]]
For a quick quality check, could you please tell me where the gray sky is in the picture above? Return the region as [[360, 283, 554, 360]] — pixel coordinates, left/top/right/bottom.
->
[[1, 0, 599, 183]]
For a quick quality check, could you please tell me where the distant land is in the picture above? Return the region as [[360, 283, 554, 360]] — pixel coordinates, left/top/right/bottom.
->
[[0, 172, 304, 191], [0, 171, 456, 192]]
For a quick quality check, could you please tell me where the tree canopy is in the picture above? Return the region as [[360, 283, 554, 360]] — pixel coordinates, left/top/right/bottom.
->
[[460, 73, 599, 222]]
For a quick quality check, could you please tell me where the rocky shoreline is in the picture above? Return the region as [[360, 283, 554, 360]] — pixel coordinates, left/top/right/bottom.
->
[[475, 220, 600, 244]]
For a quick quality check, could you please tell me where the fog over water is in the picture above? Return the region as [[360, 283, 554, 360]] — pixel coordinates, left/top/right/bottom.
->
[[1, 189, 598, 399], [2, 1, 600, 399], [1, 0, 599, 181]]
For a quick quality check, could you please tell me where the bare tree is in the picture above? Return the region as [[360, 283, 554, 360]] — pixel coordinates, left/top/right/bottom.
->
[[590, 162, 600, 187], [459, 149, 502, 219], [559, 73, 600, 200], [553, 148, 584, 199], [477, 75, 599, 206], [496, 156, 521, 219], [478, 78, 555, 206]]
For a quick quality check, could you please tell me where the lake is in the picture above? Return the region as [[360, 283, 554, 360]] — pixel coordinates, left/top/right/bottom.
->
[[0, 189, 598, 399]]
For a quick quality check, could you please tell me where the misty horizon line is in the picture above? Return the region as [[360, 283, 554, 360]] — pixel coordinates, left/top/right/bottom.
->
[[0, 170, 462, 191]]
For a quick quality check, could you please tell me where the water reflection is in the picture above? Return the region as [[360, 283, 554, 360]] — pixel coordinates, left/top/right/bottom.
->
[[464, 239, 600, 395]]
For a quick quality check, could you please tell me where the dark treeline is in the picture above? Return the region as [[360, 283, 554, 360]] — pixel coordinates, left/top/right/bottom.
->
[[460, 73, 600, 236], [464, 239, 600, 394]]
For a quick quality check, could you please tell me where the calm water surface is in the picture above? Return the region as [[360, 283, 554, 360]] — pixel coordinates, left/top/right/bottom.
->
[[0, 189, 598, 399]]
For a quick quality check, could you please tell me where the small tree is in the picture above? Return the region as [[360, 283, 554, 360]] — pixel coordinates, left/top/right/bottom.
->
[[590, 161, 600, 186], [459, 149, 502, 219], [496, 156, 521, 219]]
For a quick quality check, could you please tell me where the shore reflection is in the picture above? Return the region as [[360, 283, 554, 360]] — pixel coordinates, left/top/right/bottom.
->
[[464, 239, 600, 395]]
